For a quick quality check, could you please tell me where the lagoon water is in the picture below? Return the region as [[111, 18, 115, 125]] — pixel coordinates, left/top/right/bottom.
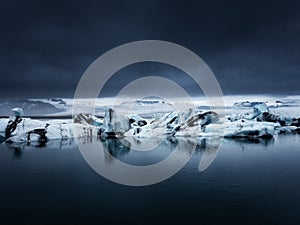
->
[[0, 134, 300, 225]]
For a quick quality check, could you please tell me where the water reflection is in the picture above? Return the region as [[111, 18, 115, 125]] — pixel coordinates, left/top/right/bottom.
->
[[80, 135, 276, 177], [101, 136, 200, 165], [223, 137, 275, 147], [0, 133, 299, 224], [4, 138, 79, 159], [77, 135, 200, 185], [102, 138, 131, 162], [2, 135, 276, 164], [0, 134, 282, 185], [12, 146, 23, 159]]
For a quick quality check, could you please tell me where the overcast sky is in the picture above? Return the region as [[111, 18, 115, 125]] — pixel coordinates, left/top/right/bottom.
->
[[0, 0, 299, 98]]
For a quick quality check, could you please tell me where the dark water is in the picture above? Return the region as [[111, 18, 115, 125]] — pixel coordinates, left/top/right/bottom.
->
[[0, 134, 300, 225]]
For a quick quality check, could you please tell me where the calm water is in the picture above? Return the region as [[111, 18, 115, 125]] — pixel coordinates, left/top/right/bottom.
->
[[0, 134, 300, 225]]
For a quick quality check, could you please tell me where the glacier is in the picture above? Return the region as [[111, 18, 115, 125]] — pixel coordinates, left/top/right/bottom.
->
[[0, 96, 299, 144]]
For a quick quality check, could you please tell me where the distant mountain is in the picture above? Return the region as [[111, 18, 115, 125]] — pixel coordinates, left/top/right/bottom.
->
[[0, 98, 66, 116]]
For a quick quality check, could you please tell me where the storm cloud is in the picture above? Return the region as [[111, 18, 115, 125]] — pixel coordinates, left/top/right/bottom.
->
[[0, 0, 299, 98]]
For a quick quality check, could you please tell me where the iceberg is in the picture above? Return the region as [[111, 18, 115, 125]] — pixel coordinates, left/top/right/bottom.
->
[[1, 117, 97, 143], [99, 108, 131, 138], [253, 102, 269, 116], [1, 98, 299, 144], [223, 120, 276, 138]]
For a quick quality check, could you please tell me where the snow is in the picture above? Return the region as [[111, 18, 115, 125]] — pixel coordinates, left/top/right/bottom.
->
[[11, 108, 24, 116], [101, 108, 131, 137], [0, 95, 299, 143], [253, 103, 269, 116], [223, 120, 276, 138], [1, 118, 97, 143]]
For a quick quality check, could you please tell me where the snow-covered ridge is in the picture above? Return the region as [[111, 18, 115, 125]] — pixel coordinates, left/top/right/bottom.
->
[[2, 95, 299, 117], [30, 98, 68, 108], [0, 98, 67, 116]]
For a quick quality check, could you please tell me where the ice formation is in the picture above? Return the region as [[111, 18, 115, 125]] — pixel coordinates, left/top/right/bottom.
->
[[0, 100, 299, 144], [0, 118, 97, 143]]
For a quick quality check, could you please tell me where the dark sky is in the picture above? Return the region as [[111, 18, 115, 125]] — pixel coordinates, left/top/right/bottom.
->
[[0, 0, 299, 98]]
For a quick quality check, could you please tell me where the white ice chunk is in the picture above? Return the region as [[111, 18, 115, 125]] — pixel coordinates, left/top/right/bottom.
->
[[223, 120, 276, 138], [102, 108, 131, 136], [11, 108, 24, 117], [5, 118, 97, 143], [253, 102, 269, 116]]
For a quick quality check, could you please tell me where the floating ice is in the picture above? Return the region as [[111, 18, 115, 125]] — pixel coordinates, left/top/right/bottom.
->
[[1, 118, 97, 143], [1, 98, 299, 144], [100, 108, 131, 138], [253, 102, 269, 116]]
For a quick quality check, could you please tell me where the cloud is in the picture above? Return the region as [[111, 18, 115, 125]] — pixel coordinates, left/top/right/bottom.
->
[[0, 0, 299, 98]]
